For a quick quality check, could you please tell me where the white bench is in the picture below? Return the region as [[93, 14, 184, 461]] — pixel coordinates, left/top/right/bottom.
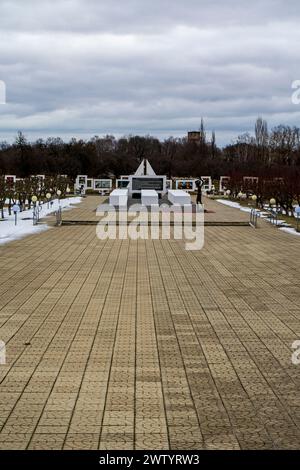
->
[[109, 189, 128, 206], [141, 190, 158, 206], [168, 189, 191, 205]]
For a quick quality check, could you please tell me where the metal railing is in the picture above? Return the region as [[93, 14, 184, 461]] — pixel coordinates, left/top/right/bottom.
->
[[32, 204, 42, 225], [250, 209, 258, 228], [266, 208, 279, 226], [55, 207, 62, 226]]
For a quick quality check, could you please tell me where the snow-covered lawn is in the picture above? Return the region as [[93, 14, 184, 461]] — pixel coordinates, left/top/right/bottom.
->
[[0, 197, 82, 246], [216, 199, 252, 213], [216, 198, 300, 237], [278, 226, 300, 237]]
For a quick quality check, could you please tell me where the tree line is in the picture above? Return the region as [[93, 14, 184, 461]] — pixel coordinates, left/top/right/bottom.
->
[[226, 171, 300, 216], [0, 118, 300, 179], [0, 175, 70, 218]]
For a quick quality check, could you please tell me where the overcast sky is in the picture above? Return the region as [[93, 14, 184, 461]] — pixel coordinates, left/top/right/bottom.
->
[[0, 0, 300, 146]]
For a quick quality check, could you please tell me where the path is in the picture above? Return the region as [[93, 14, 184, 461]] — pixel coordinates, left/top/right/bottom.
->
[[0, 196, 299, 449]]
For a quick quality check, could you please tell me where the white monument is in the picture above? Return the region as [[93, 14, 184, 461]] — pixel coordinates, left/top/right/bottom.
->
[[168, 189, 191, 205], [109, 188, 128, 207], [141, 190, 159, 206], [128, 160, 167, 197], [75, 175, 88, 194]]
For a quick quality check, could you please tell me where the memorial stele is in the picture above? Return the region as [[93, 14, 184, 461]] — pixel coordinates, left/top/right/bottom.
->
[[128, 159, 167, 197]]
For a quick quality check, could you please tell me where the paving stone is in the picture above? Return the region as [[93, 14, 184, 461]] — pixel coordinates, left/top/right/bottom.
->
[[0, 196, 299, 449]]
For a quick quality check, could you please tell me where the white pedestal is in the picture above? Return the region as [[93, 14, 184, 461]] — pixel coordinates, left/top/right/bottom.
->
[[168, 190, 191, 205], [141, 190, 159, 206], [109, 189, 128, 206]]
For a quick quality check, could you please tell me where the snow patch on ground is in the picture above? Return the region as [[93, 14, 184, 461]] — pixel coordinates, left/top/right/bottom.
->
[[0, 197, 82, 246], [216, 199, 241, 210], [279, 227, 300, 237], [216, 199, 251, 213], [216, 198, 300, 238], [217, 199, 251, 212]]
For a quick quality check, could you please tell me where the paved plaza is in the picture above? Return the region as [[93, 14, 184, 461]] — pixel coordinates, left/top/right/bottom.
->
[[0, 196, 300, 450]]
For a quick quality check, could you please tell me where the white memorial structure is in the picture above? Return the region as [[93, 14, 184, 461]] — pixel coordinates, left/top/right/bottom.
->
[[108, 160, 194, 208], [78, 161, 210, 208], [141, 190, 159, 206], [168, 189, 191, 205], [127, 159, 167, 197], [109, 189, 128, 207], [175, 179, 195, 192], [219, 176, 230, 193], [109, 160, 164, 207], [174, 177, 212, 193], [75, 175, 113, 194]]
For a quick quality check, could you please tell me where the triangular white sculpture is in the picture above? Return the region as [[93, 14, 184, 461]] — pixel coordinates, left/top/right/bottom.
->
[[134, 160, 146, 176], [146, 160, 156, 176], [134, 159, 156, 176]]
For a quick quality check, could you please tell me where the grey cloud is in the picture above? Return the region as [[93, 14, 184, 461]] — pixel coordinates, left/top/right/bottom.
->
[[0, 0, 299, 146], [1, 0, 300, 33]]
